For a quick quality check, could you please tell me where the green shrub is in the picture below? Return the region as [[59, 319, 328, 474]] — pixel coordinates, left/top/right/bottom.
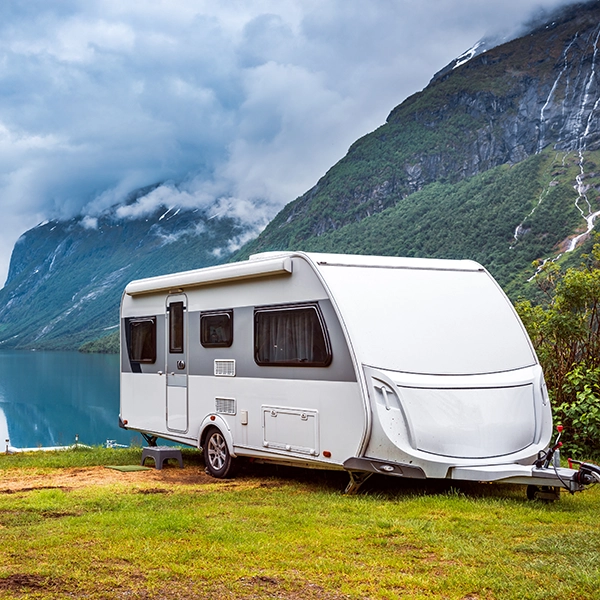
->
[[557, 366, 600, 459]]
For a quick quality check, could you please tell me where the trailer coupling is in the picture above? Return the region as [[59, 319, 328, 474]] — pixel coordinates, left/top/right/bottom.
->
[[567, 459, 600, 487], [453, 426, 600, 498], [343, 429, 600, 497], [531, 425, 600, 492]]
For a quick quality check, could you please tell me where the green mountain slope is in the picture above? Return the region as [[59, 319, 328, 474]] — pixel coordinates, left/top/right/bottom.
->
[[277, 150, 600, 292], [239, 148, 600, 297]]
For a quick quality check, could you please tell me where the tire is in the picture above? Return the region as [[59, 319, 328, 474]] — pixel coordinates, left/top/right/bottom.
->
[[203, 427, 236, 478]]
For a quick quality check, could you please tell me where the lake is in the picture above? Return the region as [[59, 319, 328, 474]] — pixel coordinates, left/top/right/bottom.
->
[[0, 350, 140, 449]]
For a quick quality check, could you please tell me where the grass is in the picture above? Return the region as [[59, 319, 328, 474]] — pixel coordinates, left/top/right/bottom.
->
[[0, 448, 599, 599], [0, 446, 146, 470]]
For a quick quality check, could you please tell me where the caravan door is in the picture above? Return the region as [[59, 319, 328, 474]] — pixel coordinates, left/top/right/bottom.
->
[[166, 294, 188, 432]]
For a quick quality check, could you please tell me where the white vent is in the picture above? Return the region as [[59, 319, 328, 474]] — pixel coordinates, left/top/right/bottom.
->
[[216, 397, 236, 415], [214, 359, 235, 377]]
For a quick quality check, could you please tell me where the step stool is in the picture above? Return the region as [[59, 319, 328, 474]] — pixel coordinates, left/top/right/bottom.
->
[[141, 446, 184, 470]]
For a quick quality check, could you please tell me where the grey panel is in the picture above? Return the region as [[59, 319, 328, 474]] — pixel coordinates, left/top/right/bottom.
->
[[167, 373, 187, 387], [121, 254, 356, 383], [186, 300, 356, 382], [343, 457, 427, 479]]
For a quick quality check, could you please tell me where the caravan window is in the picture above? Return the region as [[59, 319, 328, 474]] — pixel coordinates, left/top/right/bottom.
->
[[201, 310, 233, 347], [254, 304, 332, 367], [169, 301, 184, 354], [128, 318, 156, 363]]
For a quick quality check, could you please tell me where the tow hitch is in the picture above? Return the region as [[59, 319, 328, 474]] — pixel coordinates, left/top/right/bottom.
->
[[568, 459, 600, 486], [527, 426, 600, 499], [451, 426, 600, 500]]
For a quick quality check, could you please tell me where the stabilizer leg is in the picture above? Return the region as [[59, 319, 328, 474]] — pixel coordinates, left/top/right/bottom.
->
[[345, 471, 373, 495], [141, 433, 158, 447]]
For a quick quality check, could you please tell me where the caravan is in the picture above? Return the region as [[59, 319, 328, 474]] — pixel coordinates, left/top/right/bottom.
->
[[119, 252, 600, 496]]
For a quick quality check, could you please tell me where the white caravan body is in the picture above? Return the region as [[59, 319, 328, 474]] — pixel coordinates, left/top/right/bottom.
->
[[120, 251, 582, 492]]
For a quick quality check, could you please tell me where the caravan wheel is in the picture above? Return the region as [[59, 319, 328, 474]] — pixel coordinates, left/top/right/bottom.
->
[[203, 427, 236, 478]]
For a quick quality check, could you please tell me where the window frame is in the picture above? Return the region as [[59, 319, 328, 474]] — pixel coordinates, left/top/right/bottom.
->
[[127, 317, 157, 364], [200, 309, 234, 348], [254, 303, 332, 367]]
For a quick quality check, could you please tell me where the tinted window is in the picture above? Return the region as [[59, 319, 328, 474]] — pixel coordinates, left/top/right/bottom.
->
[[128, 318, 156, 363], [201, 310, 233, 348], [255, 304, 331, 367], [169, 301, 184, 354]]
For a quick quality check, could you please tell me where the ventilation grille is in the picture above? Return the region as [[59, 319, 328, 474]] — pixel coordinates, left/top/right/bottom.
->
[[215, 397, 236, 415], [214, 359, 235, 377]]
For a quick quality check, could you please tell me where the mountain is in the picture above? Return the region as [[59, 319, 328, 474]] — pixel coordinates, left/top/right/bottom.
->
[[237, 1, 600, 296], [2, 1, 600, 350], [0, 201, 252, 350]]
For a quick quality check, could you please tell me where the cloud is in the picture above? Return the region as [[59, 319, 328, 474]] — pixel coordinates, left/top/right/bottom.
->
[[0, 0, 584, 285], [80, 216, 98, 229]]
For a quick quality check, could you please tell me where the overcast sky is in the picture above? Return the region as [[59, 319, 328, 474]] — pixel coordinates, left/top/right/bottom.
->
[[0, 0, 582, 286]]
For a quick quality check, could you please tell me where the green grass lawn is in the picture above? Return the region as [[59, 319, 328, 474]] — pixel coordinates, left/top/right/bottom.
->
[[0, 448, 599, 599]]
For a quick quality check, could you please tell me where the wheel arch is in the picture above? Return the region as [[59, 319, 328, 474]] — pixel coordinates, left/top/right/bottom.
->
[[198, 416, 237, 458]]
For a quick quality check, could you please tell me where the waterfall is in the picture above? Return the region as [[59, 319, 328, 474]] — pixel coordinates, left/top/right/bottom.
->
[[537, 36, 578, 153]]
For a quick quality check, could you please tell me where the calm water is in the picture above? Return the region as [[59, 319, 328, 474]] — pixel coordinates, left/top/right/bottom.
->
[[0, 350, 139, 449]]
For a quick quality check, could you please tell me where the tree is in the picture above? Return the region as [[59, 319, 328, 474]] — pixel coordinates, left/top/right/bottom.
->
[[515, 242, 600, 458]]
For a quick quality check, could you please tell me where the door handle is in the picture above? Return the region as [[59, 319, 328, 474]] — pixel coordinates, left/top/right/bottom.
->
[[177, 360, 186, 370]]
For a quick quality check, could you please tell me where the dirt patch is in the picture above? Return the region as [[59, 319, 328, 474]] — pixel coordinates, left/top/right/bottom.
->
[[0, 464, 215, 494], [0, 573, 65, 592], [135, 487, 172, 494], [0, 485, 68, 494], [236, 575, 352, 599]]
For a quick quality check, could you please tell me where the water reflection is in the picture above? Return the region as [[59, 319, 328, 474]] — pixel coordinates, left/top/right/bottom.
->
[[0, 350, 139, 448]]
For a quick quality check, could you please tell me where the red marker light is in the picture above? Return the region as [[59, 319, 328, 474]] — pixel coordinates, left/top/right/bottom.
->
[[210, 415, 216, 421], [557, 425, 564, 432]]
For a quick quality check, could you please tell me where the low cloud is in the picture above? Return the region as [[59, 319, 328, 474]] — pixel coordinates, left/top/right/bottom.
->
[[0, 0, 583, 286], [80, 216, 98, 230]]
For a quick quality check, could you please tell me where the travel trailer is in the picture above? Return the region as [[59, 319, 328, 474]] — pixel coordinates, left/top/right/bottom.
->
[[119, 252, 600, 497]]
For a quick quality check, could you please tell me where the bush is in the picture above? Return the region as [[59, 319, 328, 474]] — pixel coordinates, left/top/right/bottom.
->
[[557, 366, 600, 459], [515, 241, 600, 459]]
